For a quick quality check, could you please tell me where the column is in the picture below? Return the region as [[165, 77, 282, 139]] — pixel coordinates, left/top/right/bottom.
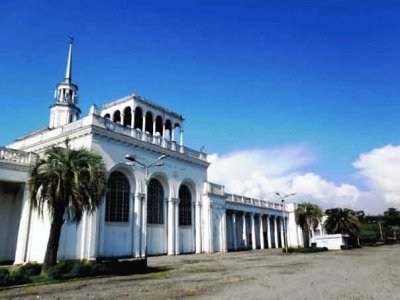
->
[[129, 193, 135, 256], [167, 198, 175, 255], [280, 217, 285, 249], [152, 119, 156, 143], [14, 184, 31, 264], [221, 211, 227, 252], [141, 195, 147, 257], [274, 216, 279, 248], [171, 126, 175, 142], [162, 122, 166, 138], [266, 215, 271, 249], [251, 213, 256, 250], [133, 194, 142, 257], [152, 119, 156, 136], [142, 114, 146, 133], [179, 128, 184, 153], [208, 202, 213, 253], [259, 215, 265, 249], [232, 213, 237, 250], [191, 202, 196, 253], [131, 108, 135, 129], [242, 213, 248, 249], [120, 113, 125, 125], [195, 201, 202, 253], [175, 199, 180, 255]]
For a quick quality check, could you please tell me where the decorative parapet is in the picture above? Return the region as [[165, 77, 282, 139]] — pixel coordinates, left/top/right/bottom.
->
[[204, 182, 285, 211], [204, 182, 225, 196], [0, 147, 38, 165], [225, 192, 284, 210]]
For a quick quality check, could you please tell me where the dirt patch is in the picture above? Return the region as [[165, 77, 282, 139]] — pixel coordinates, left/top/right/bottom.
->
[[1, 246, 399, 299]]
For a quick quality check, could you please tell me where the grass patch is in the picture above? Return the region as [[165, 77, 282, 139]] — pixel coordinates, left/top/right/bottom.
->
[[285, 247, 328, 254], [183, 267, 224, 273], [135, 271, 170, 279], [0, 258, 148, 289]]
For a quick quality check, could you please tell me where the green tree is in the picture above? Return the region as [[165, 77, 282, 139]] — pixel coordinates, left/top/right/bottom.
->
[[29, 144, 107, 273], [295, 202, 323, 248], [324, 208, 360, 237]]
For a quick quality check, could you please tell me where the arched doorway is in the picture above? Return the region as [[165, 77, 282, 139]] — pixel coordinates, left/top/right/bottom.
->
[[178, 184, 194, 253], [147, 178, 166, 254], [103, 171, 132, 257]]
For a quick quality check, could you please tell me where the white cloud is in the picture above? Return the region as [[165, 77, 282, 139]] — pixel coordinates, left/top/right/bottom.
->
[[291, 173, 360, 208], [353, 144, 400, 206], [208, 146, 360, 210]]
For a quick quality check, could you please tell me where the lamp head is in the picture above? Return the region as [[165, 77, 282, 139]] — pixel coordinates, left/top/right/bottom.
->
[[125, 154, 136, 162]]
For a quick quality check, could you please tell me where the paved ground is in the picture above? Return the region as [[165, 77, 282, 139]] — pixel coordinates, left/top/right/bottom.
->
[[1, 244, 399, 299]]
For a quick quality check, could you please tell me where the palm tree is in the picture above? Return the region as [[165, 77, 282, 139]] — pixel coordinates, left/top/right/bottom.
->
[[29, 143, 107, 273], [295, 202, 323, 248], [324, 208, 360, 237]]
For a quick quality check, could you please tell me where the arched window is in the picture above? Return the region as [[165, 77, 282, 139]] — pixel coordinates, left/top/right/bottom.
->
[[104, 113, 111, 119], [105, 171, 130, 222], [134, 107, 143, 130], [155, 115, 163, 135], [123, 106, 132, 126], [113, 110, 121, 123], [147, 178, 164, 224], [165, 119, 172, 141], [173, 123, 180, 143], [179, 185, 192, 226], [145, 111, 153, 134]]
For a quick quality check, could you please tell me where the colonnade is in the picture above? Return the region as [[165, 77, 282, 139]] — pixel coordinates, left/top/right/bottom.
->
[[228, 211, 287, 251], [104, 107, 184, 148]]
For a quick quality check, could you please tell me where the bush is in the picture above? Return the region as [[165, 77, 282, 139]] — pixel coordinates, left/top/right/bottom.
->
[[285, 247, 328, 254], [7, 269, 32, 286], [19, 263, 41, 277], [67, 262, 92, 278], [90, 263, 111, 276], [47, 260, 75, 280], [0, 268, 10, 287]]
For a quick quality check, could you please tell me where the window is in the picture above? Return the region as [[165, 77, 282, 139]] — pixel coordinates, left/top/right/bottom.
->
[[147, 178, 164, 224], [179, 185, 192, 226], [105, 171, 130, 222]]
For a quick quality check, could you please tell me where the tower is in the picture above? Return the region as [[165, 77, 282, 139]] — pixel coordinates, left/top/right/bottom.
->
[[49, 37, 81, 128]]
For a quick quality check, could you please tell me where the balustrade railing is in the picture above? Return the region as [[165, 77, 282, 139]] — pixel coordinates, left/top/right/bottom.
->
[[0, 147, 38, 165], [225, 192, 284, 210], [98, 116, 206, 161]]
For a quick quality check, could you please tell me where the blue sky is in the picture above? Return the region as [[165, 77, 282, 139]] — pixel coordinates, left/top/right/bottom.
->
[[1, 1, 399, 212]]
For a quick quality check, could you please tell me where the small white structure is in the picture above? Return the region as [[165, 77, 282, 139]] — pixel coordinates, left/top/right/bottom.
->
[[315, 234, 349, 250], [0, 39, 307, 264]]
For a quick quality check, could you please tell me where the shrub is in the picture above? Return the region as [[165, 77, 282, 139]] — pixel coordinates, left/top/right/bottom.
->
[[7, 269, 32, 286], [47, 260, 75, 280], [285, 247, 328, 254], [90, 263, 111, 276], [0, 268, 10, 287], [19, 263, 41, 277], [67, 262, 92, 278]]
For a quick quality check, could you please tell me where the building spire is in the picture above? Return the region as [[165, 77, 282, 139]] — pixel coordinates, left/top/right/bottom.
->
[[64, 36, 73, 83]]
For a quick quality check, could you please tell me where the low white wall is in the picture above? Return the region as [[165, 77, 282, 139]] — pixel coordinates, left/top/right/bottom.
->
[[315, 234, 348, 250]]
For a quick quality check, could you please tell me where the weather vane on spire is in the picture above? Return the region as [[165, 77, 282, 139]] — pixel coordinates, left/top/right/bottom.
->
[[69, 35, 74, 43]]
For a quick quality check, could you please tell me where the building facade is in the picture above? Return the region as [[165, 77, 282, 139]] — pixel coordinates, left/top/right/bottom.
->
[[0, 40, 304, 264]]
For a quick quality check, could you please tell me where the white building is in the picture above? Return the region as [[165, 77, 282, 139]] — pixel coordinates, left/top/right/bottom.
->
[[0, 39, 304, 264]]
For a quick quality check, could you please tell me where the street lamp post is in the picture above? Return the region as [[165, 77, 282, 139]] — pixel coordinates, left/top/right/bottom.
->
[[275, 192, 296, 254], [125, 154, 166, 180], [125, 153, 166, 257]]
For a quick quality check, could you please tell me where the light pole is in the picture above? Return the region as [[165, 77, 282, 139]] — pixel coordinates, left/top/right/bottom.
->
[[125, 153, 166, 257], [126, 154, 166, 180], [275, 192, 296, 254]]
